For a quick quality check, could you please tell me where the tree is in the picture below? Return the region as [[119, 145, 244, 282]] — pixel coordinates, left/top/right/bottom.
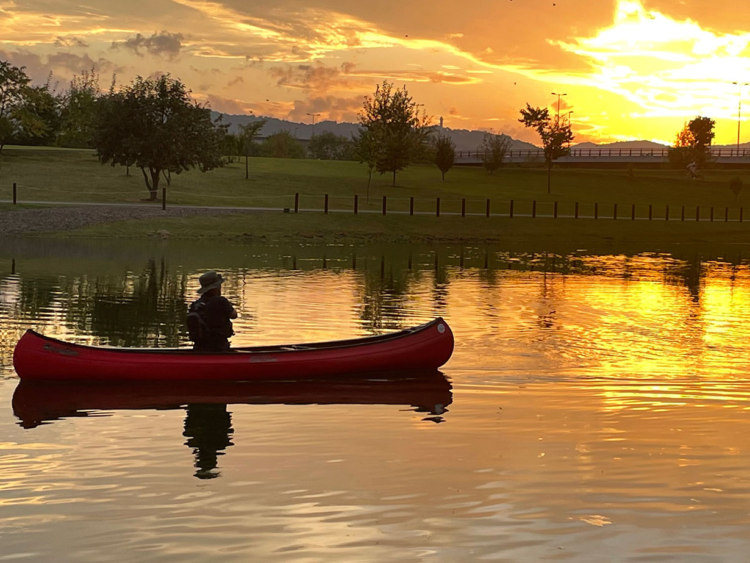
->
[[308, 131, 353, 160], [0, 61, 57, 151], [358, 81, 431, 186], [479, 133, 510, 175], [519, 104, 574, 194], [668, 116, 715, 169], [239, 119, 266, 178], [259, 131, 305, 158], [353, 128, 378, 194], [57, 67, 102, 148], [434, 134, 455, 181], [93, 75, 226, 200]]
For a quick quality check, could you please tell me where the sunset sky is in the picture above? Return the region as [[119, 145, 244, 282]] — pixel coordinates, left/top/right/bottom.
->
[[2, 0, 750, 145]]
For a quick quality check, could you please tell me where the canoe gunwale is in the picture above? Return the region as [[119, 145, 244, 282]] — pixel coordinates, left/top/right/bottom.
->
[[23, 317, 446, 356]]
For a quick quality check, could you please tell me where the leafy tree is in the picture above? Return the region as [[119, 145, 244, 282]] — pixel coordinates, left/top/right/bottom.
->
[[57, 67, 102, 148], [0, 61, 57, 151], [358, 81, 431, 186], [479, 133, 510, 175], [519, 103, 573, 194], [668, 116, 715, 169], [353, 128, 378, 193], [308, 131, 353, 160], [260, 131, 305, 158], [93, 75, 227, 200], [434, 134, 455, 181], [239, 119, 266, 178]]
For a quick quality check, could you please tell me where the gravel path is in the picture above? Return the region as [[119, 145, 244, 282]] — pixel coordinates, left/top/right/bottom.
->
[[0, 205, 262, 236]]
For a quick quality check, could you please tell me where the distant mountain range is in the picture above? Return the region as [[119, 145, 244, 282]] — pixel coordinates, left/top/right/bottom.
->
[[214, 112, 747, 152]]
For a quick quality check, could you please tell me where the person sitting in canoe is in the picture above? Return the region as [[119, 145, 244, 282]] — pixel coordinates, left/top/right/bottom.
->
[[187, 271, 238, 352]]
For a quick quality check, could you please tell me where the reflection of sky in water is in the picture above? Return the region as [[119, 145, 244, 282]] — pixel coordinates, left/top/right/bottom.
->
[[3, 245, 750, 559]]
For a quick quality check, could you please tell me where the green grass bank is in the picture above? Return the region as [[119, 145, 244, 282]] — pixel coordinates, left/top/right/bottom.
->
[[3, 145, 750, 252]]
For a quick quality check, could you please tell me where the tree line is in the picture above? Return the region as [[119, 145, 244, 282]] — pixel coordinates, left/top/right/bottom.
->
[[1, 57, 720, 198]]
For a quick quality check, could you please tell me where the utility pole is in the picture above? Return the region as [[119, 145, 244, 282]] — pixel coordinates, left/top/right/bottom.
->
[[551, 92, 567, 122], [306, 112, 321, 137], [733, 82, 748, 153]]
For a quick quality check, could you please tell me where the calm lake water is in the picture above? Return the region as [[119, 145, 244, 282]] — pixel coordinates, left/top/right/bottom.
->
[[2, 237, 750, 561]]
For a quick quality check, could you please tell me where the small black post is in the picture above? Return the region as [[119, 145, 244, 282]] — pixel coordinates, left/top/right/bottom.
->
[[665, 205, 669, 221], [324, 194, 329, 214], [613, 203, 617, 220], [462, 198, 466, 217], [681, 205, 685, 221], [648, 204, 652, 220], [509, 200, 514, 218], [725, 207, 729, 222], [354, 194, 358, 214], [532, 200, 537, 218], [436, 197, 440, 217], [632, 203, 636, 221], [594, 202, 598, 219], [554, 201, 558, 219], [741, 208, 744, 222], [295, 193, 299, 213], [162, 187, 166, 210], [696, 206, 700, 221], [382, 195, 387, 215], [710, 206, 714, 222], [486, 198, 490, 218], [575, 201, 579, 219], [13, 182, 17, 205], [410, 196, 414, 216]]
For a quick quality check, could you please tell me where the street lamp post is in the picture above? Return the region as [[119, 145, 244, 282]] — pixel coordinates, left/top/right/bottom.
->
[[306, 112, 321, 137], [551, 92, 567, 121], [733, 82, 749, 153]]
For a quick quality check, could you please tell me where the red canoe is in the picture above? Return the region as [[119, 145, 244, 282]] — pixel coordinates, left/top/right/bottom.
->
[[13, 318, 454, 382]]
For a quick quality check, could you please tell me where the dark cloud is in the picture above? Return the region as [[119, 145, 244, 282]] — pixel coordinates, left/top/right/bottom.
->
[[112, 31, 184, 59], [268, 62, 358, 92], [54, 36, 89, 48]]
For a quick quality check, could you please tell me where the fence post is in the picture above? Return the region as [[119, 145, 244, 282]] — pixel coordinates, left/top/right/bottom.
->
[[486, 198, 490, 218], [696, 206, 700, 222], [510, 200, 514, 218], [436, 197, 440, 217], [554, 201, 558, 219], [741, 208, 744, 223], [410, 196, 414, 216], [462, 198, 466, 218], [710, 206, 714, 222], [648, 204, 652, 220], [681, 205, 685, 221], [613, 203, 617, 220], [665, 205, 669, 221], [382, 195, 387, 215], [632, 203, 635, 221], [295, 193, 299, 213], [594, 202, 598, 219], [162, 187, 166, 211], [12, 182, 16, 205], [354, 194, 358, 214], [725, 207, 729, 222], [532, 200, 537, 218], [575, 201, 579, 219], [324, 194, 329, 214]]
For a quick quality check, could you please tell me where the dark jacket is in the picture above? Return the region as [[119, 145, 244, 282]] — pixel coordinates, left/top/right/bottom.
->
[[188, 294, 235, 352]]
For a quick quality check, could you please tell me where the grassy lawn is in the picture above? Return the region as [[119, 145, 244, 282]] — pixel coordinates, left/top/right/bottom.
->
[[3, 145, 750, 247]]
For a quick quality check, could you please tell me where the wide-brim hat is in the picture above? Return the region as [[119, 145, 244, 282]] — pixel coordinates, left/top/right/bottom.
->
[[197, 271, 224, 294]]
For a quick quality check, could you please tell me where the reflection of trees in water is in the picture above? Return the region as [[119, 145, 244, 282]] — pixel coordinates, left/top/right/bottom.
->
[[183, 404, 234, 480], [80, 259, 188, 347]]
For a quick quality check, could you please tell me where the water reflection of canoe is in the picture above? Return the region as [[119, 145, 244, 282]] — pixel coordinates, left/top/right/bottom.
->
[[12, 371, 453, 429], [13, 318, 454, 382]]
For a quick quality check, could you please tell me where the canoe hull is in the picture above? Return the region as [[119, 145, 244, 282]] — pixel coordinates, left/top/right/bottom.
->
[[13, 318, 454, 382]]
